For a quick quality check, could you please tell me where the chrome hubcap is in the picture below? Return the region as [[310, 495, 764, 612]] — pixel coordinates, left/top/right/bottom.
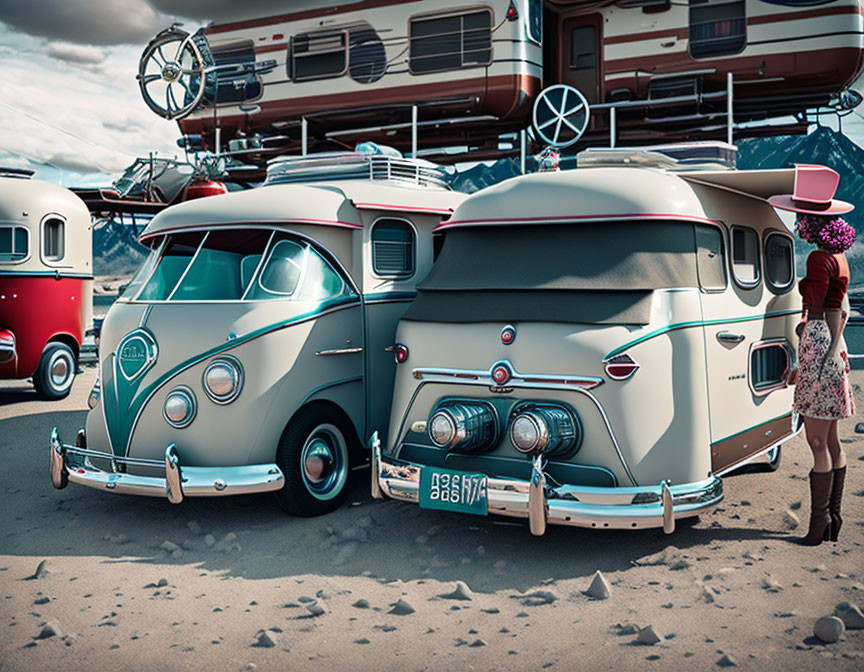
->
[[303, 439, 334, 484], [300, 424, 348, 500], [161, 61, 182, 82], [49, 352, 73, 389]]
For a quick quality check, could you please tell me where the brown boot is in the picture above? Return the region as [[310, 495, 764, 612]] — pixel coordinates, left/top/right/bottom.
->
[[796, 470, 833, 546], [828, 466, 846, 542]]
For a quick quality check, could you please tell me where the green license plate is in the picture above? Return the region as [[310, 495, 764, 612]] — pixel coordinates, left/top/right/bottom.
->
[[419, 467, 488, 515]]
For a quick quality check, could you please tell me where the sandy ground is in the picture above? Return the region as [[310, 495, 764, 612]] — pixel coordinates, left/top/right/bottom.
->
[[1, 366, 863, 672]]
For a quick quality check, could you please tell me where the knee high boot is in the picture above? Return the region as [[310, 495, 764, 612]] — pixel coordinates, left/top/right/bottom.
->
[[829, 466, 846, 542], [796, 470, 833, 546]]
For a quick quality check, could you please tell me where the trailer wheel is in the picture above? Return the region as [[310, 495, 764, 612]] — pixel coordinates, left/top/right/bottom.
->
[[274, 407, 352, 516], [33, 342, 76, 400], [764, 446, 782, 472]]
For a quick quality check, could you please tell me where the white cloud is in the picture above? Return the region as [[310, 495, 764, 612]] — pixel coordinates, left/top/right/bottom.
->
[[42, 41, 105, 65]]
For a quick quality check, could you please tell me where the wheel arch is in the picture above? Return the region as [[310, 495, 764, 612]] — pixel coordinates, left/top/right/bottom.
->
[[46, 332, 80, 361], [286, 398, 364, 462]]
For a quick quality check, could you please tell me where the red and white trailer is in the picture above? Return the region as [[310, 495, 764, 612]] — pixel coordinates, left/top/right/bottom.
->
[[138, 0, 864, 158], [0, 169, 93, 399]]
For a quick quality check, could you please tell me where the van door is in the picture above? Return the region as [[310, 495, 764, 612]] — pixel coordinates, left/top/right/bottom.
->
[[698, 224, 797, 474], [560, 14, 602, 104]]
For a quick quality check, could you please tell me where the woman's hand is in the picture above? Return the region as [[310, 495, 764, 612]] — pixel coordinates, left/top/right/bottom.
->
[[795, 320, 806, 339], [787, 367, 799, 386]]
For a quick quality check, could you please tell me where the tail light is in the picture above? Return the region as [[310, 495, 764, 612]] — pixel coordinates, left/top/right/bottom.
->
[[509, 403, 581, 458], [604, 354, 639, 380], [506, 1, 519, 21], [394, 344, 409, 364]]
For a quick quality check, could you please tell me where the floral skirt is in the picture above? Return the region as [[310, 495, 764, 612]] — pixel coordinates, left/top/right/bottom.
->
[[793, 320, 855, 420]]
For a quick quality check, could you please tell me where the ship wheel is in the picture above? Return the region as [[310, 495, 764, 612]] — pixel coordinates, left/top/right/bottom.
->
[[137, 27, 207, 120], [532, 84, 590, 149]]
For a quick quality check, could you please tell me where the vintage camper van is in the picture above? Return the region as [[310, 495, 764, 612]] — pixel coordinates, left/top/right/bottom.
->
[[138, 0, 864, 156], [372, 149, 806, 534], [50, 151, 464, 515], [0, 168, 93, 399]]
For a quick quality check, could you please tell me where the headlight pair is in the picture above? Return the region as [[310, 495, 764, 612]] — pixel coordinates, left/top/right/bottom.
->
[[163, 356, 243, 428]]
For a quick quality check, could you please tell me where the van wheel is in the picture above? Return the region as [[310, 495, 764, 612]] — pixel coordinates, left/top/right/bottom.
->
[[274, 408, 351, 516], [33, 342, 76, 400], [764, 446, 782, 472]]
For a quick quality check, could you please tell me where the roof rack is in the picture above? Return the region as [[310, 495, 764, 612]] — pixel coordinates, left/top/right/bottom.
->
[[265, 152, 450, 189], [576, 142, 737, 172], [0, 167, 35, 179]]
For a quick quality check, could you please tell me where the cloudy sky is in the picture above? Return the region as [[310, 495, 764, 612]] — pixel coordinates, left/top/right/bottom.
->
[[1, 0, 864, 187]]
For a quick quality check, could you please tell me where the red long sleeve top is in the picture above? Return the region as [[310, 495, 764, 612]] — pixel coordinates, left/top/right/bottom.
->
[[798, 250, 850, 311]]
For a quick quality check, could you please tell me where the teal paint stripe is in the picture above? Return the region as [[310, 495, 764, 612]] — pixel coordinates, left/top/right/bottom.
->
[[112, 296, 361, 457], [364, 290, 417, 302], [0, 270, 94, 279], [604, 310, 800, 360], [710, 412, 792, 446]]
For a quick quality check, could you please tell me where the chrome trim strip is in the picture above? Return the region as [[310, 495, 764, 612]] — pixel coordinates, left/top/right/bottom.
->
[[412, 361, 604, 391], [315, 347, 363, 356], [713, 419, 803, 477]]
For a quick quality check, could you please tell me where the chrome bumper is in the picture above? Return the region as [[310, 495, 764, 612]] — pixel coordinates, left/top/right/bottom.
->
[[0, 334, 15, 364], [50, 428, 284, 503], [370, 433, 723, 535]]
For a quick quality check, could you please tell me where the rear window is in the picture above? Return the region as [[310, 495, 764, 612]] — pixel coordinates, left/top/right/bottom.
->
[[731, 226, 760, 287], [695, 225, 726, 291], [0, 225, 28, 262], [764, 232, 794, 293], [371, 219, 415, 277]]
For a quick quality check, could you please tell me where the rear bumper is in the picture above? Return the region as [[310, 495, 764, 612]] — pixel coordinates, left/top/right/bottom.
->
[[370, 433, 723, 535], [0, 330, 15, 364], [50, 428, 284, 502]]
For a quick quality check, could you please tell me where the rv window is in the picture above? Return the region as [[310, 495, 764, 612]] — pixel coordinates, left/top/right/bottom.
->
[[409, 9, 493, 74], [293, 31, 348, 81], [731, 226, 760, 286], [246, 237, 349, 301], [570, 26, 597, 69], [136, 232, 205, 301], [349, 25, 387, 84], [764, 232, 794, 293], [751, 343, 790, 393], [0, 225, 28, 262], [372, 219, 415, 277], [170, 230, 272, 301], [526, 0, 543, 44], [689, 0, 746, 59], [43, 217, 65, 262], [208, 39, 263, 104], [695, 225, 726, 291]]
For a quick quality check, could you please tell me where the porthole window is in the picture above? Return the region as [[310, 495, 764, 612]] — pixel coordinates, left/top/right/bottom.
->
[[0, 225, 29, 262], [730, 226, 760, 287], [764, 232, 794, 293], [43, 217, 65, 262], [372, 219, 415, 278]]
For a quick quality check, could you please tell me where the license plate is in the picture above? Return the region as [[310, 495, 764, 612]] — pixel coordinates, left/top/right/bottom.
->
[[419, 467, 488, 515]]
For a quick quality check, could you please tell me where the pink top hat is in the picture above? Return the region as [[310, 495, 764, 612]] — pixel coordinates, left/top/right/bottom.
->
[[768, 164, 854, 215]]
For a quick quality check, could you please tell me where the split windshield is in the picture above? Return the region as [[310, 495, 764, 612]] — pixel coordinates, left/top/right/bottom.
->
[[121, 229, 352, 303]]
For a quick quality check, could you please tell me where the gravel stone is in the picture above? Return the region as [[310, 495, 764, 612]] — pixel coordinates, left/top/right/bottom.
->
[[36, 622, 62, 640], [813, 616, 845, 643], [585, 571, 611, 600], [388, 598, 415, 615], [636, 625, 661, 645], [252, 631, 276, 648], [782, 511, 800, 530], [834, 602, 864, 629], [716, 654, 737, 667], [440, 581, 473, 601]]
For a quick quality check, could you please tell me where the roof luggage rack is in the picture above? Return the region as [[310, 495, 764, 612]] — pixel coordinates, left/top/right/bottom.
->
[[576, 142, 737, 172], [265, 146, 450, 190]]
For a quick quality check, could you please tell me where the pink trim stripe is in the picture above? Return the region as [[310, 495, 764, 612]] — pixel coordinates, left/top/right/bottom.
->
[[434, 213, 719, 232], [353, 202, 454, 215], [140, 218, 363, 240]]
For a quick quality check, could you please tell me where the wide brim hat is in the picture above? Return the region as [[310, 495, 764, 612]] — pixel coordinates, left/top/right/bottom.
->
[[767, 163, 854, 215]]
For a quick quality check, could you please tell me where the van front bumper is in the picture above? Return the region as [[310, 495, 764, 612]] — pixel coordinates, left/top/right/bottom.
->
[[370, 434, 723, 535], [50, 428, 284, 503]]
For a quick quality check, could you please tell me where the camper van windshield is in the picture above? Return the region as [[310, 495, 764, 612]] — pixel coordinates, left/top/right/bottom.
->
[[126, 230, 351, 303]]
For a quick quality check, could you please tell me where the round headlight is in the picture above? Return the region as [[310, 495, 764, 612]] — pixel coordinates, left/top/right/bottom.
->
[[163, 388, 196, 428], [511, 413, 543, 453], [203, 356, 243, 404], [429, 411, 456, 447]]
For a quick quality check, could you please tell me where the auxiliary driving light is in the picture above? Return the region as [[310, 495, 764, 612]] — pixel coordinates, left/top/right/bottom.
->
[[203, 356, 243, 404], [510, 403, 581, 458], [163, 387, 196, 428], [428, 400, 498, 454]]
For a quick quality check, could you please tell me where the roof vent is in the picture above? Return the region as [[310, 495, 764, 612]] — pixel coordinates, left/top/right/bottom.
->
[[577, 142, 737, 172], [0, 167, 35, 179]]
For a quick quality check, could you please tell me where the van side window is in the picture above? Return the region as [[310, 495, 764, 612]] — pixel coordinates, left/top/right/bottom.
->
[[694, 225, 726, 291], [409, 9, 492, 74], [137, 232, 205, 301], [292, 30, 348, 81], [764, 232, 794, 293], [372, 219, 415, 278], [689, 0, 746, 59], [730, 226, 760, 286], [0, 225, 28, 262], [246, 237, 349, 301], [43, 217, 65, 262]]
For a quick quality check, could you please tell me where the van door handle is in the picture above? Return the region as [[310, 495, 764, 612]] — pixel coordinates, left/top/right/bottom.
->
[[716, 331, 745, 344], [315, 347, 362, 356]]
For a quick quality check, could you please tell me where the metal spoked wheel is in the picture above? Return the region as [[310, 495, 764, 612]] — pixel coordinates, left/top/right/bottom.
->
[[137, 28, 207, 120], [274, 409, 354, 516], [33, 342, 76, 400], [532, 84, 591, 149]]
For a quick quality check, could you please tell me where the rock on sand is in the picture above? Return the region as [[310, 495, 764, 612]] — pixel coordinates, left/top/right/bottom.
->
[[440, 581, 473, 601], [636, 625, 661, 645], [388, 598, 416, 615], [252, 631, 277, 648], [584, 571, 611, 600], [834, 602, 864, 630], [813, 616, 845, 643], [35, 622, 63, 640]]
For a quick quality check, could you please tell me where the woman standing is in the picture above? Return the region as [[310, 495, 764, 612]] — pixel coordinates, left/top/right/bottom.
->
[[770, 165, 857, 546]]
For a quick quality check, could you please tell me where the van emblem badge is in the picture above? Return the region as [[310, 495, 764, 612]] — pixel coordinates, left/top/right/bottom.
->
[[117, 329, 158, 381], [501, 325, 516, 345]]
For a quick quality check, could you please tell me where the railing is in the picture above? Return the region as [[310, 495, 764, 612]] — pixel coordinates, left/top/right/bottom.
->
[[265, 152, 450, 189]]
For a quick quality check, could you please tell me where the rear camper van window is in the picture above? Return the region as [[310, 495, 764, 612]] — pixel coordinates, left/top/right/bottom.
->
[[731, 226, 761, 287], [0, 225, 28, 262], [689, 0, 746, 59], [764, 232, 794, 293], [372, 219, 415, 277], [695, 224, 726, 291], [292, 30, 348, 81], [409, 9, 493, 74], [42, 217, 65, 262]]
